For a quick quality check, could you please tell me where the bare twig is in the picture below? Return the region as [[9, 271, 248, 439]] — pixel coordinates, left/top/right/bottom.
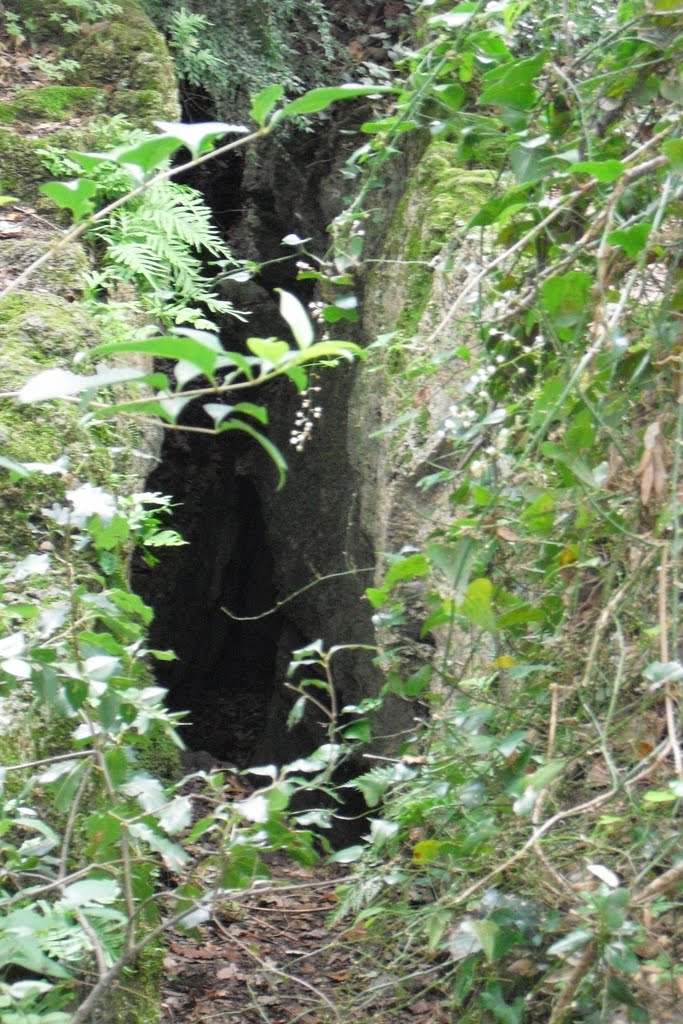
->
[[658, 548, 683, 780]]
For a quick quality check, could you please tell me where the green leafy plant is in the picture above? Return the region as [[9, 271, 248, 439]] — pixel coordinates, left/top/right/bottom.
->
[[0, 485, 364, 1022], [321, 0, 683, 1020]]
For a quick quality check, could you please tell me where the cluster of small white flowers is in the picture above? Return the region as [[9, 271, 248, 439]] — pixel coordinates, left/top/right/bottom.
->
[[296, 260, 312, 271], [289, 386, 322, 453], [308, 300, 325, 321]]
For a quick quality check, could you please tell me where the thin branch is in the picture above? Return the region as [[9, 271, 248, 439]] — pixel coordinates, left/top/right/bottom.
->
[[0, 127, 266, 301]]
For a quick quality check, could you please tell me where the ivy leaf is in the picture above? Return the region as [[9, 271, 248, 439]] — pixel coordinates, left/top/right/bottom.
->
[[540, 270, 592, 328], [277, 289, 314, 349], [607, 222, 652, 259], [460, 578, 497, 632], [39, 178, 98, 221], [154, 120, 248, 156], [251, 84, 285, 127], [278, 84, 397, 120], [571, 159, 625, 183], [247, 337, 291, 367]]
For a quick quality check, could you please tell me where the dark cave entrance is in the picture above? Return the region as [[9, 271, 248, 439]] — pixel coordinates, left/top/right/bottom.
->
[[132, 430, 283, 763], [130, 78, 388, 776]]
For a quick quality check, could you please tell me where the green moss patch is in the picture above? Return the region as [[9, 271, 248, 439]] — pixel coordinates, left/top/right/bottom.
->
[[0, 235, 90, 297], [4, 85, 106, 122], [0, 125, 94, 204]]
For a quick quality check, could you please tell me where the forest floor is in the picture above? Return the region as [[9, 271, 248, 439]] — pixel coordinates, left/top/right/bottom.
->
[[158, 767, 451, 1024]]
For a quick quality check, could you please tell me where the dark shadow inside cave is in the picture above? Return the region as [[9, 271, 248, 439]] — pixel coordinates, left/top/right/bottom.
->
[[132, 428, 284, 764], [129, 74, 396, 801]]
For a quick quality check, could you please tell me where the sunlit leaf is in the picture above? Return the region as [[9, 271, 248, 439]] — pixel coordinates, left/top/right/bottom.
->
[[571, 159, 624, 182], [251, 84, 284, 126], [154, 120, 248, 156], [278, 83, 397, 119], [40, 178, 98, 221], [607, 222, 652, 259], [277, 289, 314, 349], [460, 578, 496, 632], [540, 270, 592, 328]]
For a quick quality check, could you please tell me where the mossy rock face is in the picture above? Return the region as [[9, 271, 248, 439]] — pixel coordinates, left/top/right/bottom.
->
[[9, 1, 178, 125], [0, 85, 106, 123], [0, 288, 154, 553], [366, 142, 493, 350], [67, 1, 178, 121], [0, 235, 90, 296], [0, 125, 94, 204]]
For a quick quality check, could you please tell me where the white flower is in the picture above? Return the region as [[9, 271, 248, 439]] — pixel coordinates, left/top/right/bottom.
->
[[66, 484, 117, 523]]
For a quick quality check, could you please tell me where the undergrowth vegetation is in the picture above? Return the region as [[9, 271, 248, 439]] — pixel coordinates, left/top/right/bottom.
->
[[321, 2, 683, 1021], [0, 0, 682, 1022]]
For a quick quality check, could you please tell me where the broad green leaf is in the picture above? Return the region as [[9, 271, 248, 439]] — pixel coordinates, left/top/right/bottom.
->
[[329, 844, 364, 864], [251, 84, 284, 126], [247, 337, 291, 366], [510, 139, 552, 182], [384, 552, 429, 589], [433, 82, 465, 111], [18, 366, 167, 404], [154, 120, 248, 156], [470, 919, 500, 962], [511, 759, 566, 797], [233, 401, 268, 424], [290, 340, 361, 363], [412, 839, 442, 864], [60, 878, 121, 908], [279, 84, 397, 119], [157, 796, 193, 835], [571, 159, 624, 182], [90, 336, 221, 381], [540, 270, 592, 328], [40, 178, 98, 221], [460, 578, 497, 632], [607, 222, 652, 259], [479, 53, 546, 111], [541, 442, 606, 488], [428, 4, 477, 28], [663, 138, 683, 169], [468, 182, 535, 227], [113, 135, 182, 175], [277, 289, 314, 349], [427, 538, 476, 598]]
